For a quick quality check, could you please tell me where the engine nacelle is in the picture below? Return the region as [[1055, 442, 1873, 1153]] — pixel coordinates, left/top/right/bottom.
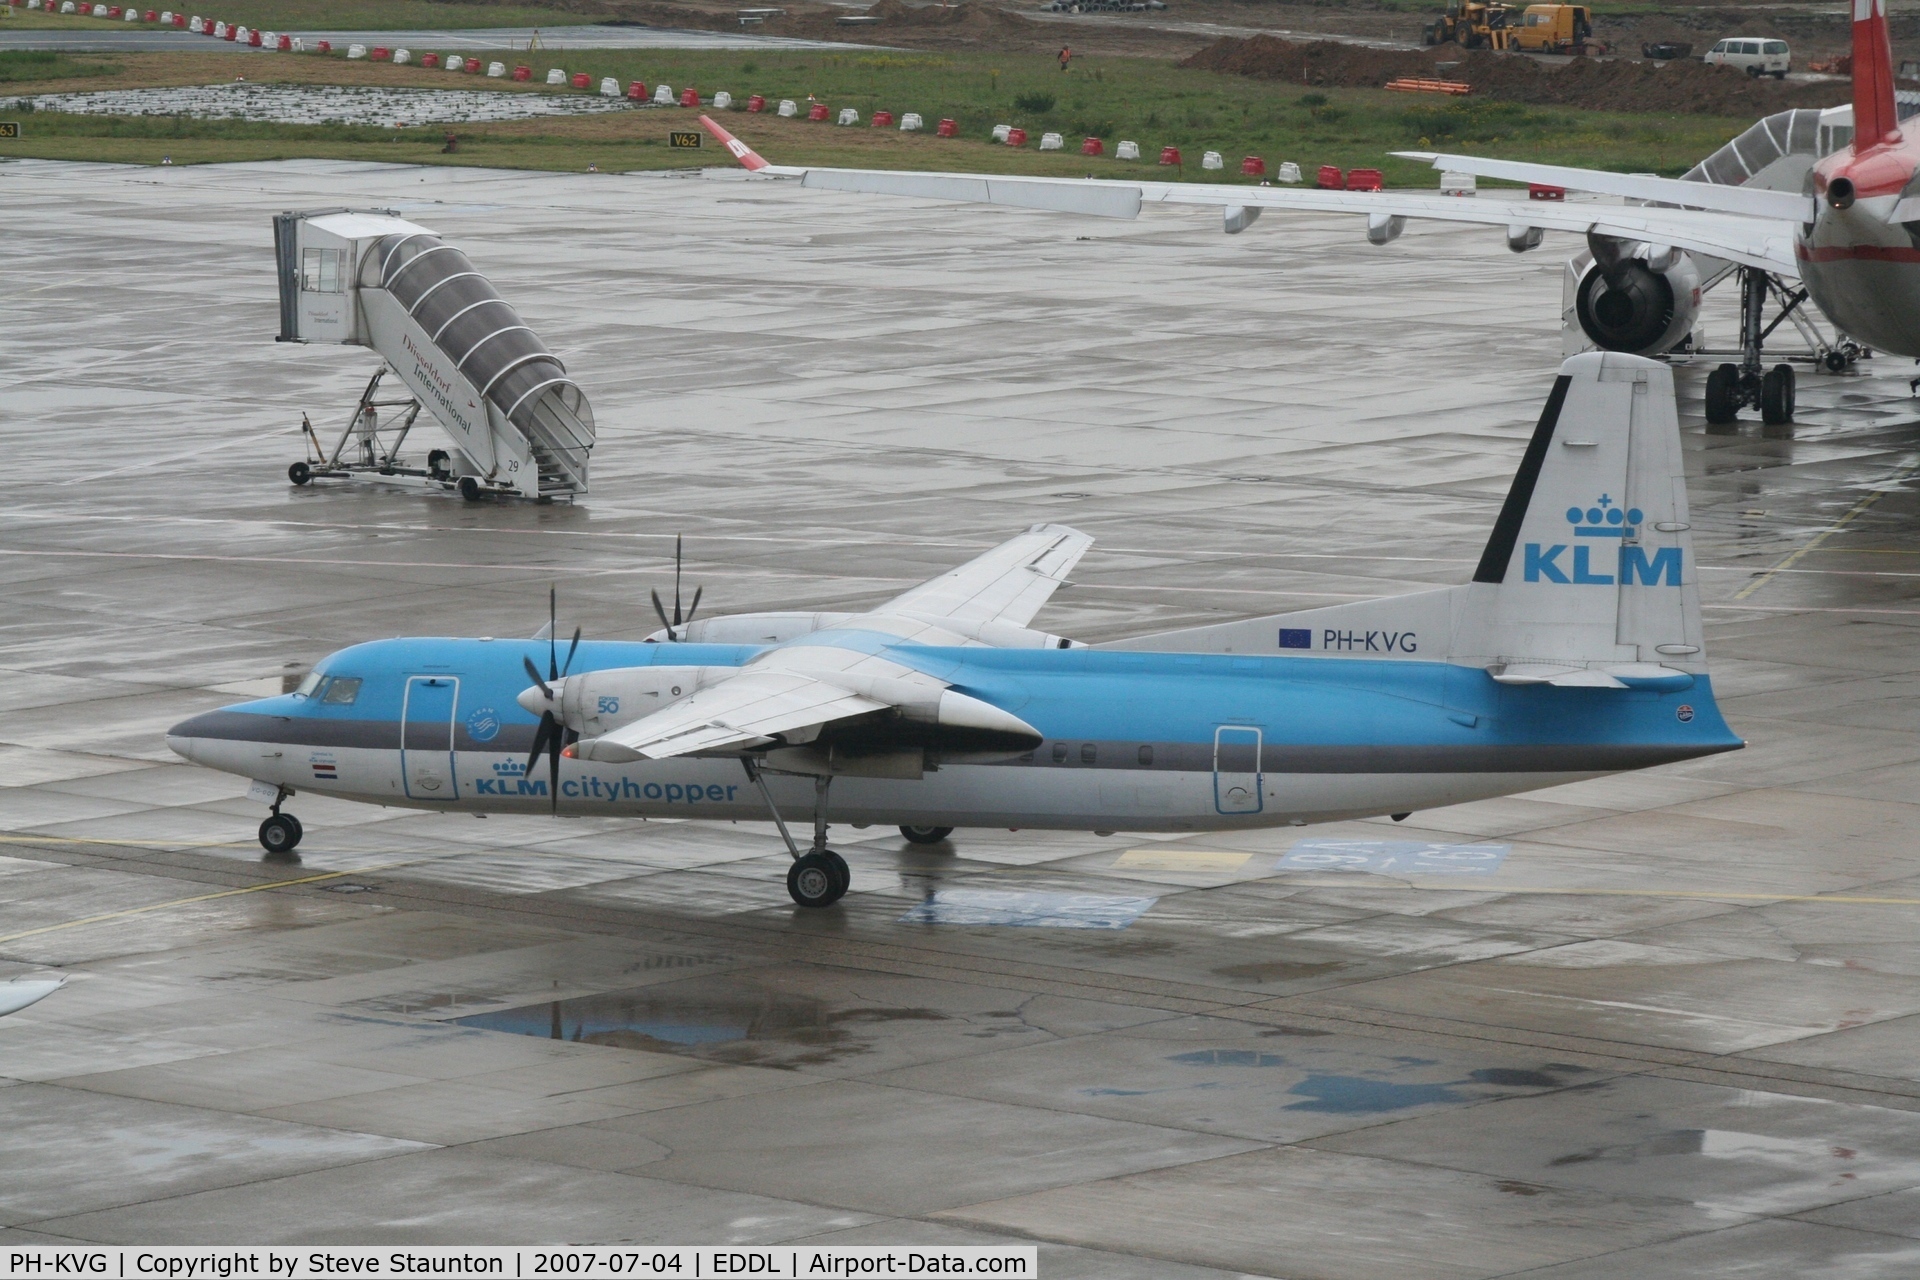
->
[[521, 665, 731, 736], [1571, 254, 1701, 356], [648, 612, 856, 645]]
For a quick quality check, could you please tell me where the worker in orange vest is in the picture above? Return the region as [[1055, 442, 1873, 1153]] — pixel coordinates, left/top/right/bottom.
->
[[1058, 45, 1072, 71]]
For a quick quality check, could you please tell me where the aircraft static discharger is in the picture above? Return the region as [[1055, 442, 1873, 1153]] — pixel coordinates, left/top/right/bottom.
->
[[169, 354, 1741, 907], [698, 0, 1920, 428]]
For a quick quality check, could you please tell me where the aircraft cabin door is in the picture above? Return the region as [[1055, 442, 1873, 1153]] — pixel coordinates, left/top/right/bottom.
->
[[1213, 725, 1263, 816], [401, 676, 460, 801]]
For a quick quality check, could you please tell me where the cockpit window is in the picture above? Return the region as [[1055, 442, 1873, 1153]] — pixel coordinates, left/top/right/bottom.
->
[[321, 677, 363, 705], [294, 671, 325, 698]]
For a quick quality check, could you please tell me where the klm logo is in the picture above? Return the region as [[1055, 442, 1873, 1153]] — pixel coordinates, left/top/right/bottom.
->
[[1524, 495, 1681, 587], [475, 759, 547, 796]]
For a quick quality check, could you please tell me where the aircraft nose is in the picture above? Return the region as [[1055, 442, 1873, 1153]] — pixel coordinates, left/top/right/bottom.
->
[[165, 710, 223, 762]]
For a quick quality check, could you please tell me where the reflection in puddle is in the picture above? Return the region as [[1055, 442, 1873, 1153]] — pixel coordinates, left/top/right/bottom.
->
[[1283, 1074, 1466, 1113], [1156, 1049, 1587, 1114], [454, 976, 952, 1067]]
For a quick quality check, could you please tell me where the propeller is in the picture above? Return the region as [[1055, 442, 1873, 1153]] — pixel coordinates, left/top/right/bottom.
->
[[524, 586, 582, 813], [650, 535, 703, 641]]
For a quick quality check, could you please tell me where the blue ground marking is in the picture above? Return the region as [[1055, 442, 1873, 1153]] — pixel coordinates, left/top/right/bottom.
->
[[1277, 838, 1511, 876], [898, 889, 1158, 929]]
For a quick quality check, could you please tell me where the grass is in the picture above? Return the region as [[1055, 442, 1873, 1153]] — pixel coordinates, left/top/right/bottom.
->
[[0, 47, 1766, 180], [0, 49, 118, 81], [0, 0, 594, 30]]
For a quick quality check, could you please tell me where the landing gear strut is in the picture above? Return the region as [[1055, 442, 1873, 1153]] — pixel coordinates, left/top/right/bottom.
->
[[258, 785, 303, 855], [1703, 266, 1797, 427], [744, 760, 849, 908]]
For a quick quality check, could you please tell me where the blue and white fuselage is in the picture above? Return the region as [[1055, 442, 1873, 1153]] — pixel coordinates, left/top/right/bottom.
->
[[169, 631, 1737, 831]]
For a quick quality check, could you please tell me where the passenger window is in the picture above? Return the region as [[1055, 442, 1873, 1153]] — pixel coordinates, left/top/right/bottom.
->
[[321, 676, 363, 705], [1743, 41, 1761, 54], [301, 247, 344, 293], [1765, 41, 1787, 54], [1711, 40, 1728, 52], [1137, 744, 1154, 766], [1052, 742, 1068, 764], [1081, 743, 1097, 765], [293, 671, 324, 698]]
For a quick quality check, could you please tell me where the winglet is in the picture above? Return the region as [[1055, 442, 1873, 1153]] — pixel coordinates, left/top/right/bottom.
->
[[1853, 0, 1901, 146], [698, 114, 769, 171]]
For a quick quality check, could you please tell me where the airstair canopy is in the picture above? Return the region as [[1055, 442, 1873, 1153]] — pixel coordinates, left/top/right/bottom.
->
[[273, 208, 594, 499]]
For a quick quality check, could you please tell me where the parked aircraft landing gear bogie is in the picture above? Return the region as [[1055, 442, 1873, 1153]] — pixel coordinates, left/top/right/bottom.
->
[[1761, 364, 1796, 426], [900, 825, 954, 846]]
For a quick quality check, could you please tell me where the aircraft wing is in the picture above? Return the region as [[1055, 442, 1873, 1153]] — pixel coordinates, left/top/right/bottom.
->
[[1393, 151, 1817, 222], [878, 522, 1092, 628], [576, 669, 890, 761], [697, 116, 1800, 276]]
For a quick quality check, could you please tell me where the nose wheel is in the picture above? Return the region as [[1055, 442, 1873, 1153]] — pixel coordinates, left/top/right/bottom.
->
[[259, 812, 303, 854]]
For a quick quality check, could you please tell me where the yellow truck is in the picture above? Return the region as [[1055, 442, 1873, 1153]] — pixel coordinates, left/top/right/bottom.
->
[[1512, 4, 1598, 54]]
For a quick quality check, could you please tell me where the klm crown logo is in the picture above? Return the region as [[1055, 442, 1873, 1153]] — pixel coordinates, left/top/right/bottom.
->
[[1566, 494, 1643, 539], [492, 760, 527, 777], [1524, 494, 1681, 587]]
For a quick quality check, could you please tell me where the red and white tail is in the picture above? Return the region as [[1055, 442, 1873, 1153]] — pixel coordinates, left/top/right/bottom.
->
[[698, 115, 768, 170], [1854, 0, 1901, 146]]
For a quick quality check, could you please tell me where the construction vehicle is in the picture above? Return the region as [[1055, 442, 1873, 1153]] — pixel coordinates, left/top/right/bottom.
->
[[1512, 4, 1597, 54], [1424, 1, 1513, 51]]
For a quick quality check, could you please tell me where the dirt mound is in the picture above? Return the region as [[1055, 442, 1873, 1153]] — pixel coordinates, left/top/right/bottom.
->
[[1181, 34, 1849, 116]]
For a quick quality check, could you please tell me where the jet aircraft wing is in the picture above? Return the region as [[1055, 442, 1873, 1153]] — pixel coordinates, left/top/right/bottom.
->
[[877, 522, 1092, 628], [697, 116, 1800, 276]]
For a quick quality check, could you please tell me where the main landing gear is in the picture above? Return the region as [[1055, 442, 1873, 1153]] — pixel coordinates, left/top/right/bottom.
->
[[744, 761, 850, 908], [901, 825, 954, 845], [258, 786, 304, 856], [1703, 266, 1802, 427]]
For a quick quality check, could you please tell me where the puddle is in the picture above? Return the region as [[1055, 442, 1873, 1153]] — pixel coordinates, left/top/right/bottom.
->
[[1277, 839, 1510, 876], [1282, 1073, 1468, 1113], [899, 889, 1157, 929], [1212, 960, 1347, 984], [453, 976, 953, 1067], [15, 84, 636, 126]]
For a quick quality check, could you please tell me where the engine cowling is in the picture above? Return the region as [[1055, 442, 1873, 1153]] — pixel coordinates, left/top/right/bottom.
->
[[1572, 254, 1701, 356]]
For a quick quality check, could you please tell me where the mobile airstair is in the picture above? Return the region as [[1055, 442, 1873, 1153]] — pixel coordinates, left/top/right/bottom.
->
[[273, 208, 594, 501]]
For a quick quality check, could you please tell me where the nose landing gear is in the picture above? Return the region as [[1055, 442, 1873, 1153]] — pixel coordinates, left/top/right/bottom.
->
[[257, 786, 304, 855]]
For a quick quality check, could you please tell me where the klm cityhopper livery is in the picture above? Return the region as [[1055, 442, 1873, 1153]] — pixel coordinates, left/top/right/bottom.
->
[[169, 353, 1741, 907]]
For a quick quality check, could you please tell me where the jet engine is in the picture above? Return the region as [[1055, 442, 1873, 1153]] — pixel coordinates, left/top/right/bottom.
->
[[1569, 243, 1702, 357]]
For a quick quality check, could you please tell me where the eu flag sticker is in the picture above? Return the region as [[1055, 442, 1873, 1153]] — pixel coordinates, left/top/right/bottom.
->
[[1279, 628, 1312, 650]]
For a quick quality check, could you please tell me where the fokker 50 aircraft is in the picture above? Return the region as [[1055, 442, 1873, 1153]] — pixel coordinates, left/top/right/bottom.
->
[[699, 0, 1920, 429], [170, 353, 1739, 907]]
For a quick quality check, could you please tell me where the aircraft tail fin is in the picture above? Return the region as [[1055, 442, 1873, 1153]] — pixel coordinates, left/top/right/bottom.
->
[[1102, 352, 1704, 683], [1853, 0, 1901, 147], [1450, 351, 1703, 678]]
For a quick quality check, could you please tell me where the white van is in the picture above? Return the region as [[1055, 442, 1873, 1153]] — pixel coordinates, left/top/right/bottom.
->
[[1704, 37, 1791, 78]]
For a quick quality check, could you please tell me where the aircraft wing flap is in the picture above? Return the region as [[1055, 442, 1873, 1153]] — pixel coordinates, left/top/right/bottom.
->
[[579, 670, 889, 761], [878, 523, 1093, 627], [801, 169, 1144, 219]]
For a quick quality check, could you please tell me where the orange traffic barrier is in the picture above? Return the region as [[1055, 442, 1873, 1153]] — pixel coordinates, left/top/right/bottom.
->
[[747, 94, 766, 112], [1529, 183, 1566, 201], [1241, 156, 1265, 176], [1316, 164, 1343, 189], [1347, 167, 1384, 191], [936, 117, 957, 136], [1159, 146, 1181, 165], [1081, 137, 1103, 156]]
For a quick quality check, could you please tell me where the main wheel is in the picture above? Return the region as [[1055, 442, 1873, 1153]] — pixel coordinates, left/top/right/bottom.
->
[[787, 853, 844, 908], [1705, 363, 1741, 425], [1762, 363, 1796, 425], [259, 814, 302, 854], [901, 824, 954, 845], [288, 461, 312, 486]]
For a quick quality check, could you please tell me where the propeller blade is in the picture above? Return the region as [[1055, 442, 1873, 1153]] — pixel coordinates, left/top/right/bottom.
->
[[684, 586, 702, 629], [672, 534, 684, 627], [525, 710, 555, 775], [522, 654, 553, 701], [548, 725, 563, 813], [651, 589, 674, 638], [547, 586, 559, 682], [560, 627, 582, 677]]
